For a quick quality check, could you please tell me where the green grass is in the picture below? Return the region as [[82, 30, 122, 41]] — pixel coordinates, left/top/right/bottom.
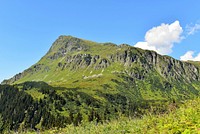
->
[[19, 98, 200, 134], [25, 88, 45, 100]]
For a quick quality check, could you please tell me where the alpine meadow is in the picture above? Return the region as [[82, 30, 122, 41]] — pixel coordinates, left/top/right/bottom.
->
[[1, 1, 200, 133]]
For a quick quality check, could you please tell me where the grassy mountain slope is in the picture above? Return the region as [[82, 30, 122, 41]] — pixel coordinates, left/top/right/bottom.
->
[[34, 98, 200, 134], [2, 35, 200, 100], [1, 35, 200, 132]]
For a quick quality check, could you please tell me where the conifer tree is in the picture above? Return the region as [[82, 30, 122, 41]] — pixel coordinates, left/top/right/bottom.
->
[[0, 114, 3, 132]]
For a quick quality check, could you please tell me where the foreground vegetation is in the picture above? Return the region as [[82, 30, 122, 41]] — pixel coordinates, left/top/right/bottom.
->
[[0, 82, 177, 132], [13, 98, 200, 134], [1, 80, 200, 133]]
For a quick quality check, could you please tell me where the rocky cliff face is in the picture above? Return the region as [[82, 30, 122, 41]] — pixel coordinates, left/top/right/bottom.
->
[[2, 35, 200, 85]]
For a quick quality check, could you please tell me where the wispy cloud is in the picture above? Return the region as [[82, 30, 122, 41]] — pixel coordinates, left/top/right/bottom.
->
[[179, 21, 200, 61], [134, 21, 183, 55], [180, 51, 200, 61], [186, 22, 200, 35]]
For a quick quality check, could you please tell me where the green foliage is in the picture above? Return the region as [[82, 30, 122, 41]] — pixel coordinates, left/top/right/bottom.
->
[[0, 114, 3, 132], [0, 81, 178, 132], [24, 98, 200, 134]]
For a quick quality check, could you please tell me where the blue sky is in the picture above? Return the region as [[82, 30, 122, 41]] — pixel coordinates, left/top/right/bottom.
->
[[0, 0, 200, 82]]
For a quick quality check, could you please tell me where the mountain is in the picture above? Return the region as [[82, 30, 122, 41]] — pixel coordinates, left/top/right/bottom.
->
[[1, 35, 200, 131], [2, 35, 200, 99]]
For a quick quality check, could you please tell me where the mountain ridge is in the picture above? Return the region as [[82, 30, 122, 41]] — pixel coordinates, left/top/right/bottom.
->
[[2, 35, 200, 86]]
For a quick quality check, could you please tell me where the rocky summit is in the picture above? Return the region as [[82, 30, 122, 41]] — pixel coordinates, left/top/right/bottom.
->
[[1, 35, 200, 130]]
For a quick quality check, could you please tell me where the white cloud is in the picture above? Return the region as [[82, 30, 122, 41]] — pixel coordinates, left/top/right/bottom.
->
[[186, 23, 200, 35], [134, 20, 183, 55], [134, 42, 156, 51], [180, 51, 200, 61], [180, 21, 200, 61]]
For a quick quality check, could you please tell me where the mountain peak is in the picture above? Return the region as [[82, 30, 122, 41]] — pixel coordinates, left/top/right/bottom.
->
[[48, 35, 87, 53], [2, 35, 200, 88]]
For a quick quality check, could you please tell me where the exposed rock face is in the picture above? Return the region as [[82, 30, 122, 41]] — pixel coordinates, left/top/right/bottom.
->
[[56, 53, 109, 70], [49, 36, 86, 52], [1, 73, 23, 85], [1, 64, 44, 84], [2, 35, 200, 85], [2, 69, 30, 85], [47, 36, 89, 60], [143, 51, 199, 82]]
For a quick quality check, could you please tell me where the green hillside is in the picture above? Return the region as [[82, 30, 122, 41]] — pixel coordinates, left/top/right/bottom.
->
[[1, 35, 200, 132], [2, 36, 200, 100], [30, 98, 200, 134]]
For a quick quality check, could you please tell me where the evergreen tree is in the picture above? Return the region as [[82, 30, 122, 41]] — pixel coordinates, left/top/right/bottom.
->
[[0, 113, 3, 132]]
